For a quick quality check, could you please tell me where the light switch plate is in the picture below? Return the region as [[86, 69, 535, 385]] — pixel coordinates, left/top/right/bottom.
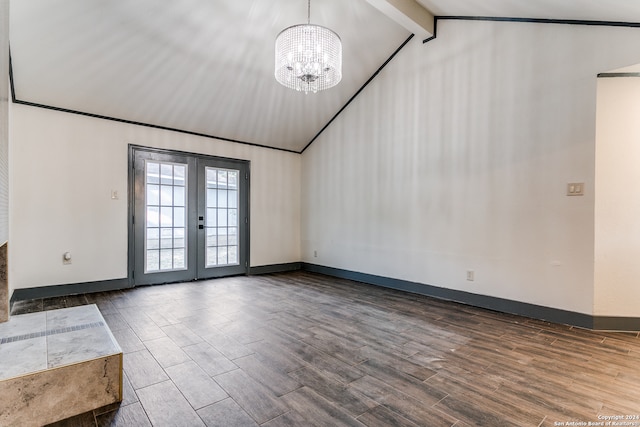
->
[[567, 183, 584, 196]]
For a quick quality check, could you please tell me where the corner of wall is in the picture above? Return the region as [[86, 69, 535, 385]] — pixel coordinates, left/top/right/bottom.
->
[[0, 0, 9, 322], [594, 73, 640, 318]]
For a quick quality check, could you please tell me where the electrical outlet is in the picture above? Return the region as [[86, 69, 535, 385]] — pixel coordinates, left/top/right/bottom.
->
[[314, 250, 318, 258], [466, 270, 474, 281]]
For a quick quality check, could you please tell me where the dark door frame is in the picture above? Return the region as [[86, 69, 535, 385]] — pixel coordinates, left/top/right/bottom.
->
[[127, 144, 250, 287]]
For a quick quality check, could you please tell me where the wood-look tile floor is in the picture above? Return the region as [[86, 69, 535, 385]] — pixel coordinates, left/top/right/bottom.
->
[[10, 271, 640, 427]]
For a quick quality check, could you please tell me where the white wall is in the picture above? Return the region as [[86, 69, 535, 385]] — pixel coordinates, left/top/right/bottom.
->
[[302, 20, 640, 315], [1, 0, 9, 320], [0, 0, 8, 246], [594, 76, 640, 317], [9, 104, 300, 289]]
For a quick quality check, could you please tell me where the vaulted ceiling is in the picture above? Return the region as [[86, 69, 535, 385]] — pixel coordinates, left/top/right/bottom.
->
[[10, 0, 640, 153]]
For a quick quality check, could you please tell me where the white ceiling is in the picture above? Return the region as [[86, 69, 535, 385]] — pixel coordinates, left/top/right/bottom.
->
[[10, 0, 640, 153]]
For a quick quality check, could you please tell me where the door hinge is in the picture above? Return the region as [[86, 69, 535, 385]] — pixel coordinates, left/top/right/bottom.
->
[[245, 172, 248, 180], [245, 217, 248, 224], [132, 215, 134, 225]]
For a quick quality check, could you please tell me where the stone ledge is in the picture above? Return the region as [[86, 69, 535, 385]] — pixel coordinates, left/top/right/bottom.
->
[[0, 305, 122, 426]]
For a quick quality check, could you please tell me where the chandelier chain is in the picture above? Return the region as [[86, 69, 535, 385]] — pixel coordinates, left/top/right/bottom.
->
[[307, 0, 310, 24]]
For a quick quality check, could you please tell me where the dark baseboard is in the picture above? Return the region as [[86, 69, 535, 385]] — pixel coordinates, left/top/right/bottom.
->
[[11, 264, 639, 332], [593, 316, 640, 332], [301, 263, 640, 332], [8, 262, 303, 305], [249, 262, 302, 275], [10, 278, 131, 306]]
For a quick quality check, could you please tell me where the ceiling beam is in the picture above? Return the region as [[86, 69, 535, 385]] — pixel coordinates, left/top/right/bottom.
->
[[365, 0, 434, 39]]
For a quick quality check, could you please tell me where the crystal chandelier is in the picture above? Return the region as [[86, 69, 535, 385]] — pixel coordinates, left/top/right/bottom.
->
[[274, 0, 342, 94]]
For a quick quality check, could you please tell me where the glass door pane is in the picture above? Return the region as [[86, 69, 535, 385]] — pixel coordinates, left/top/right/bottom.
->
[[196, 156, 248, 279], [132, 148, 197, 286], [145, 161, 187, 273], [204, 167, 239, 267]]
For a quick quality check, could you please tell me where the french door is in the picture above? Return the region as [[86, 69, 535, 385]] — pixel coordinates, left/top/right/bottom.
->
[[129, 146, 249, 286]]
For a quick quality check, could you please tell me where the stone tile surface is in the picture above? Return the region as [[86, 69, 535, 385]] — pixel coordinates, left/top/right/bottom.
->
[[0, 311, 46, 343], [214, 368, 289, 424], [182, 341, 237, 376], [0, 336, 47, 379], [46, 304, 101, 330], [137, 380, 206, 426], [161, 323, 203, 347], [110, 328, 145, 354], [197, 398, 259, 427], [0, 305, 121, 377], [0, 305, 122, 426], [48, 327, 120, 368], [123, 349, 168, 389], [143, 336, 190, 368], [165, 361, 228, 410], [120, 371, 139, 407]]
